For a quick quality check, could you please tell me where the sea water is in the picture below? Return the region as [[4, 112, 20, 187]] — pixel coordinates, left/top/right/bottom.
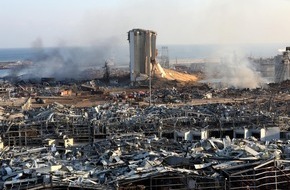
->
[[0, 44, 286, 62]]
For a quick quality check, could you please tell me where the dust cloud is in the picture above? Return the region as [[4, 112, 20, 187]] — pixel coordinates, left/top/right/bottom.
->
[[16, 38, 123, 80], [204, 51, 266, 89]]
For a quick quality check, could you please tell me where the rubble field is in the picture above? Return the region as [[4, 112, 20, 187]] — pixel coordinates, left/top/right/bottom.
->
[[1, 74, 290, 189]]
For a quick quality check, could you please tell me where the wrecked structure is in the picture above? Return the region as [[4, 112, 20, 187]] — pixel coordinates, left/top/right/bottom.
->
[[0, 60, 290, 188], [1, 28, 290, 189], [128, 29, 157, 83], [1, 96, 290, 189], [249, 46, 290, 83], [275, 47, 290, 83], [3, 133, 290, 190], [0, 77, 290, 189]]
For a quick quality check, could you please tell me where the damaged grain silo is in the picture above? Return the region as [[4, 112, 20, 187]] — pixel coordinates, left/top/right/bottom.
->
[[128, 29, 157, 84]]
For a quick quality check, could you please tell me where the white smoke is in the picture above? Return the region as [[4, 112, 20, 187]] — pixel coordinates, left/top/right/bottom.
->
[[205, 52, 265, 89]]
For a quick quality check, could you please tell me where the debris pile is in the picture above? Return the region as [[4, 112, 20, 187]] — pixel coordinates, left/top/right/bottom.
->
[[1, 133, 290, 189], [0, 77, 290, 189], [0, 93, 288, 189]]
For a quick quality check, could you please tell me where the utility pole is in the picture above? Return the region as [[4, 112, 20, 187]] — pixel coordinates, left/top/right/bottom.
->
[[149, 63, 152, 106]]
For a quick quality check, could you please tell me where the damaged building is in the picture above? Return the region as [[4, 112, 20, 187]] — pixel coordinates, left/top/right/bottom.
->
[[128, 29, 157, 83], [1, 29, 290, 189], [0, 89, 289, 189], [249, 46, 290, 83]]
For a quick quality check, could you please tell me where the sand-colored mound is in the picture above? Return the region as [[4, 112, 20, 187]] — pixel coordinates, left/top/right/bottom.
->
[[153, 63, 198, 82], [162, 68, 198, 82]]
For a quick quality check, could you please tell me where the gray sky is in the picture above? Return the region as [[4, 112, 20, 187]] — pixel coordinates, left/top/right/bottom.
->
[[1, 0, 290, 48]]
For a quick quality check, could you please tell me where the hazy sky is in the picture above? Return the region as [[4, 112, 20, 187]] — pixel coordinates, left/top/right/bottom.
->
[[1, 0, 290, 48]]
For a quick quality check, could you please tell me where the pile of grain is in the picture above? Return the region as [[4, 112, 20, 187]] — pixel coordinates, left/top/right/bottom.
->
[[154, 67, 198, 82]]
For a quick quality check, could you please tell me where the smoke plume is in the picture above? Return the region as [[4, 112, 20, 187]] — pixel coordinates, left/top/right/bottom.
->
[[16, 38, 124, 80], [204, 51, 265, 89]]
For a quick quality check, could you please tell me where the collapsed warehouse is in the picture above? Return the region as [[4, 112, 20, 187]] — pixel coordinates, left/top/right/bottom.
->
[[1, 29, 290, 189], [1, 81, 290, 189]]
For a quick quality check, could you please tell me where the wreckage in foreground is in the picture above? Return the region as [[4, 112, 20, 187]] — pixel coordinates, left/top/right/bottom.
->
[[0, 78, 290, 189], [1, 31, 290, 188]]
